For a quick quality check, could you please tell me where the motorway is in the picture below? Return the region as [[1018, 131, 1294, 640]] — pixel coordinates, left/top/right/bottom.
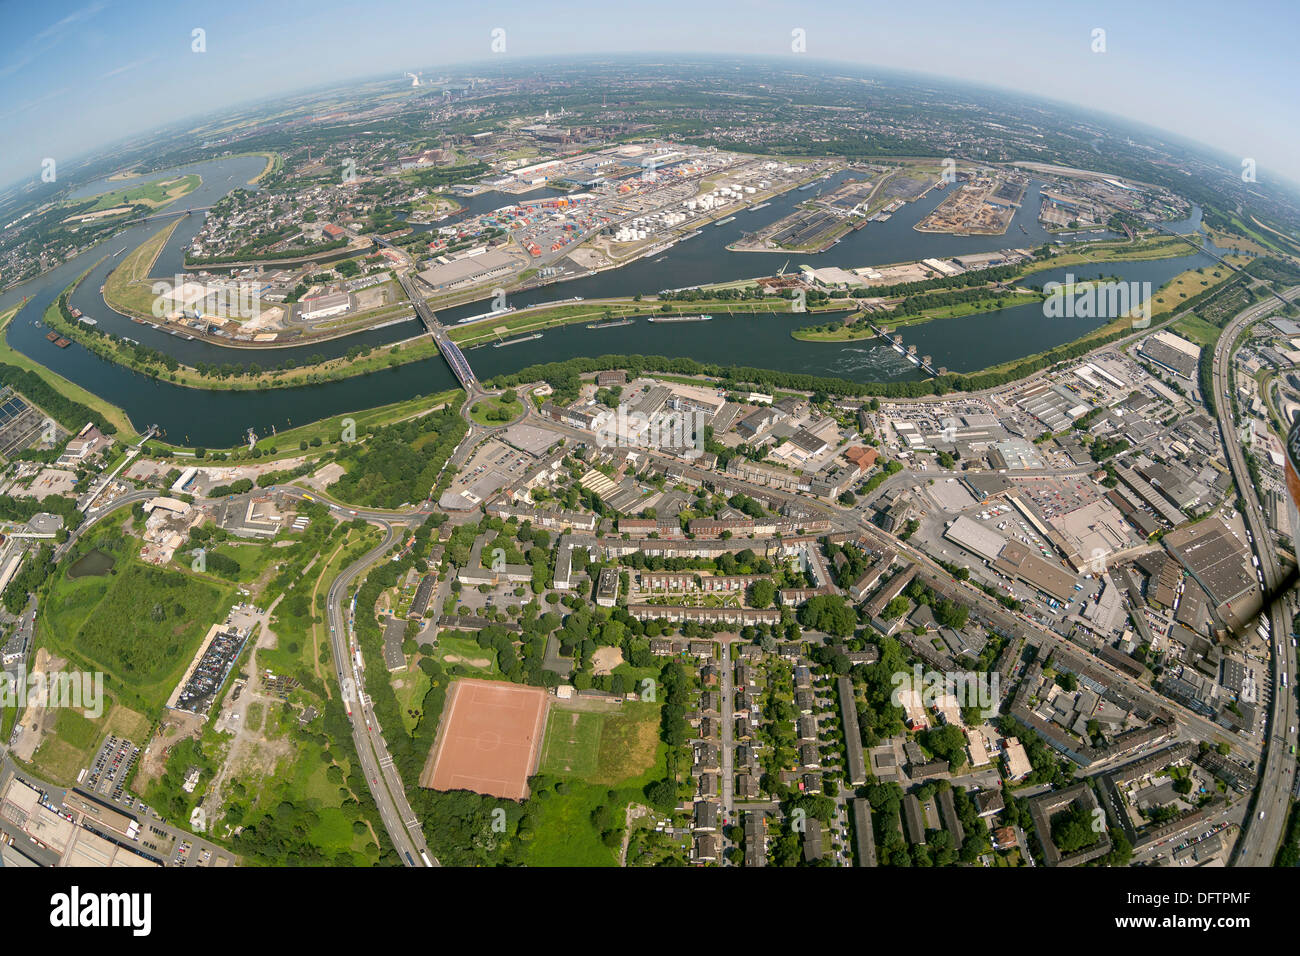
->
[[42, 477, 439, 867], [323, 518, 437, 867], [1214, 286, 1300, 866]]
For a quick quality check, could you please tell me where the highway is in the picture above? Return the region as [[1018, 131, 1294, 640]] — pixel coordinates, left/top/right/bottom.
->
[[323, 518, 437, 867], [1214, 286, 1300, 866], [50, 479, 438, 866]]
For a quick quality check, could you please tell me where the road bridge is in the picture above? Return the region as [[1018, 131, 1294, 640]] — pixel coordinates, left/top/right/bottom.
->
[[124, 206, 212, 225], [396, 272, 478, 391]]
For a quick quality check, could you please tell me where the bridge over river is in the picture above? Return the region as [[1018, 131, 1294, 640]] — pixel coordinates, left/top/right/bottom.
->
[[395, 272, 478, 391]]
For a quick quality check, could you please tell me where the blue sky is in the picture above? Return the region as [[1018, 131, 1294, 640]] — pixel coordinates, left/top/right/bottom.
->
[[1, 0, 1297, 191]]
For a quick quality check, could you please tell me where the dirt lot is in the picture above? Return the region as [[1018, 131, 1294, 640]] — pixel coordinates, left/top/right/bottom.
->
[[11, 648, 65, 761], [591, 646, 624, 676], [135, 710, 206, 791]]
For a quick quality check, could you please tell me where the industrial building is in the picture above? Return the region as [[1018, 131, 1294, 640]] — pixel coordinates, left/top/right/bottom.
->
[[416, 248, 515, 291], [298, 291, 352, 321], [1138, 330, 1201, 380]]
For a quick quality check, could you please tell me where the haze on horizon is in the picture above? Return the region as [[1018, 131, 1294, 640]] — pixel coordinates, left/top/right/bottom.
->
[[1, 0, 1297, 193]]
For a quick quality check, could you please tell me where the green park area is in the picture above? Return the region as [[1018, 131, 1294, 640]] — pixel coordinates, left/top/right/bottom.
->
[[539, 701, 661, 786], [39, 515, 237, 715], [522, 700, 666, 866], [469, 390, 524, 425]]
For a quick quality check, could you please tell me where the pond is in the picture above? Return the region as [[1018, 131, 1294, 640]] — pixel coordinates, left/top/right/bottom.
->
[[66, 548, 117, 579]]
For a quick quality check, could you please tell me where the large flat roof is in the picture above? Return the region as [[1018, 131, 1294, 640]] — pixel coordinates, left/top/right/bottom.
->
[[943, 515, 1008, 562], [1164, 519, 1254, 605], [994, 539, 1079, 602], [418, 248, 515, 288]]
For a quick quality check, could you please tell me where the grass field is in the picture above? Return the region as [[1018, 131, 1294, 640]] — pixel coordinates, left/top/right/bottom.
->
[[104, 219, 181, 316], [540, 710, 604, 777], [80, 175, 201, 212], [27, 693, 151, 786], [519, 703, 666, 867], [1149, 258, 1248, 319], [41, 519, 236, 713], [432, 633, 498, 675], [1171, 313, 1224, 347], [468, 392, 523, 426], [538, 700, 660, 786], [392, 668, 432, 735]]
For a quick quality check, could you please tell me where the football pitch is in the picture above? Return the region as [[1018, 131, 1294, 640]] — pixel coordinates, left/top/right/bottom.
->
[[539, 709, 604, 777]]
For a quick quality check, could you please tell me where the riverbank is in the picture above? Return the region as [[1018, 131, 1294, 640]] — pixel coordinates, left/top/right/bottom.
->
[[791, 290, 1048, 341], [0, 300, 141, 441], [7, 294, 463, 461], [103, 218, 182, 316], [447, 295, 830, 347], [53, 284, 447, 392], [967, 258, 1248, 382], [235, 388, 463, 462]]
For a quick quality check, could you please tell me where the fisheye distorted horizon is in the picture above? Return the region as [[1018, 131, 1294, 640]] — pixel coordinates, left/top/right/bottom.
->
[[1, 0, 1298, 192]]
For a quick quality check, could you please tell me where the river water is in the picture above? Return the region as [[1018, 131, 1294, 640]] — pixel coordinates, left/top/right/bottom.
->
[[0, 156, 1218, 447]]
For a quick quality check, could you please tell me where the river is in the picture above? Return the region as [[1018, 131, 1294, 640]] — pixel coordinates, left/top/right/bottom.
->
[[0, 156, 1219, 447]]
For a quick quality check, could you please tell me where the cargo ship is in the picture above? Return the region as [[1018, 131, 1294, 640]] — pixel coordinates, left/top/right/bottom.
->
[[647, 314, 712, 324], [494, 332, 542, 348], [714, 216, 736, 226], [749, 202, 771, 212], [587, 318, 634, 329], [457, 306, 516, 325]]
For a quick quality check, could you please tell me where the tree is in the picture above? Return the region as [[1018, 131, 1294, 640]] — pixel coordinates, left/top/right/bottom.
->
[[749, 579, 776, 609]]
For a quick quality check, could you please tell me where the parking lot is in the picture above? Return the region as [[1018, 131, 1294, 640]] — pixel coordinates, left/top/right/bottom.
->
[[85, 735, 139, 804], [443, 437, 536, 507]]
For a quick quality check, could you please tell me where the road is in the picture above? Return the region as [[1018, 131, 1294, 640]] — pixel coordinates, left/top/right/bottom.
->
[[48, 480, 438, 866], [517, 402, 1248, 755], [1214, 286, 1300, 866], [324, 518, 437, 867]]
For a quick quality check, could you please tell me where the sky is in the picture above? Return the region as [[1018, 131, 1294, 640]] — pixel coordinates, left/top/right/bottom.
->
[[1, 0, 1298, 192]]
